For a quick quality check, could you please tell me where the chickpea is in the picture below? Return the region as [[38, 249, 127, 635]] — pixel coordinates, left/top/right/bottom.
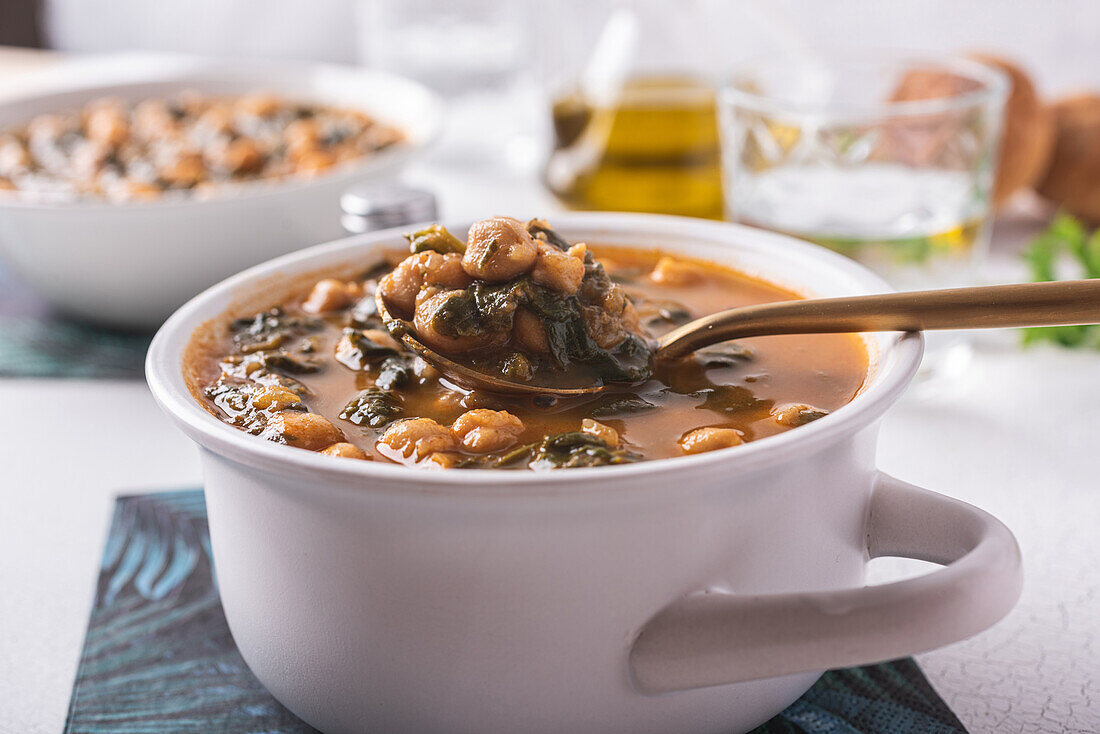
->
[[581, 307, 628, 351], [650, 256, 704, 287], [118, 180, 162, 200], [237, 94, 281, 117], [581, 283, 640, 350], [462, 216, 538, 282], [159, 151, 206, 188], [377, 418, 457, 462], [74, 179, 104, 197], [512, 307, 550, 355], [364, 328, 401, 350], [617, 290, 640, 329], [414, 290, 507, 354], [287, 142, 320, 165], [771, 403, 829, 428], [262, 412, 344, 451], [133, 99, 178, 140], [433, 389, 466, 414], [365, 124, 403, 150], [319, 442, 369, 460], [452, 409, 525, 453], [70, 140, 112, 180], [0, 137, 31, 175], [333, 143, 363, 163], [581, 418, 619, 447], [189, 181, 221, 200], [679, 426, 744, 455], [285, 119, 320, 158], [422, 451, 462, 469], [85, 106, 130, 148], [379, 257, 425, 317], [26, 114, 67, 145], [530, 241, 586, 295], [425, 252, 471, 290], [197, 104, 235, 135], [223, 138, 265, 175], [379, 252, 470, 318], [602, 284, 640, 332], [414, 284, 443, 310], [177, 91, 210, 116], [302, 278, 364, 314], [296, 149, 336, 175], [250, 385, 302, 412], [343, 109, 373, 126]]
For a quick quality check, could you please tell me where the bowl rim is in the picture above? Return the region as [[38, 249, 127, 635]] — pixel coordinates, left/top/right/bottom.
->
[[146, 212, 923, 495], [0, 54, 444, 212]]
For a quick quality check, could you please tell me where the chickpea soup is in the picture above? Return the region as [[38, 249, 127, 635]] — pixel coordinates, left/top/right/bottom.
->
[[186, 218, 868, 470], [0, 92, 403, 202]]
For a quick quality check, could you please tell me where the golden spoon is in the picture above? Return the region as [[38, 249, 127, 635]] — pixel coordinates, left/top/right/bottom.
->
[[378, 279, 1100, 397]]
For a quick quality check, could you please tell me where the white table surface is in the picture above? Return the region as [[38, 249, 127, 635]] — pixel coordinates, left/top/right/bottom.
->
[[0, 52, 1097, 734]]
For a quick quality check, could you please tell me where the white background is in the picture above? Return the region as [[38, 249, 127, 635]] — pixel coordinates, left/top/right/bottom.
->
[[42, 0, 1100, 96], [1, 9, 1099, 727]]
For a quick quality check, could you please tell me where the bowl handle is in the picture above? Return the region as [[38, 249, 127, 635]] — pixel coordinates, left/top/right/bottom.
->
[[628, 472, 1022, 694]]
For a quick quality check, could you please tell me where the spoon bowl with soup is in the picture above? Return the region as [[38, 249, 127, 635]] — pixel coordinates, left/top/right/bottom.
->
[[376, 217, 1100, 399]]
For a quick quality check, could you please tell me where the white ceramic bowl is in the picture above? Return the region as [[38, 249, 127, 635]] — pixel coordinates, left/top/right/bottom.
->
[[0, 56, 442, 329], [147, 213, 1022, 734]]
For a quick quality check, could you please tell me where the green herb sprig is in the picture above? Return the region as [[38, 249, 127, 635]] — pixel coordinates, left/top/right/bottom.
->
[[1022, 213, 1100, 349]]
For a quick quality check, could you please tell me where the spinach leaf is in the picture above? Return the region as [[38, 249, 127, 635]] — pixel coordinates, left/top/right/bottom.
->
[[690, 385, 773, 417], [529, 431, 640, 469], [639, 300, 693, 330], [526, 219, 572, 251], [523, 281, 653, 383], [204, 381, 306, 435], [346, 294, 380, 328], [430, 282, 522, 338], [405, 224, 465, 254], [228, 349, 322, 374], [590, 394, 658, 418], [376, 356, 413, 391], [335, 328, 399, 370], [340, 388, 402, 428], [694, 341, 754, 368], [482, 441, 540, 468], [231, 308, 324, 353], [501, 352, 534, 382]]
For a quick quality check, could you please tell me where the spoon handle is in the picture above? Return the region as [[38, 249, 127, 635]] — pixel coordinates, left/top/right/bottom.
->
[[656, 279, 1100, 360]]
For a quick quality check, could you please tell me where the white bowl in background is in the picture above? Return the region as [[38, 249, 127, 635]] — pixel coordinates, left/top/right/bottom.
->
[[0, 55, 442, 329], [147, 213, 1021, 734]]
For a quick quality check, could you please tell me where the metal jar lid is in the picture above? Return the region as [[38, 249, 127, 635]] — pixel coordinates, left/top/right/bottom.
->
[[340, 184, 439, 234]]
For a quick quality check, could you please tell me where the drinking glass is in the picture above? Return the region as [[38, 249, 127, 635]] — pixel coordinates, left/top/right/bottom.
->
[[719, 51, 1008, 383], [356, 0, 539, 168]]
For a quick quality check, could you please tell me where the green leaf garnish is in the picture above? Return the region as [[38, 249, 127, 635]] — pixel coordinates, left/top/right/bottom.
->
[[1021, 213, 1100, 349]]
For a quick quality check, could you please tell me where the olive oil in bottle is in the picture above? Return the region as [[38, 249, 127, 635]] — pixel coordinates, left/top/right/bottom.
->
[[545, 75, 723, 219]]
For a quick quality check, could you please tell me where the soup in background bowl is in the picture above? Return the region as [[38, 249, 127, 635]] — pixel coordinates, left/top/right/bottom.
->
[[0, 91, 405, 203], [147, 213, 1020, 734]]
